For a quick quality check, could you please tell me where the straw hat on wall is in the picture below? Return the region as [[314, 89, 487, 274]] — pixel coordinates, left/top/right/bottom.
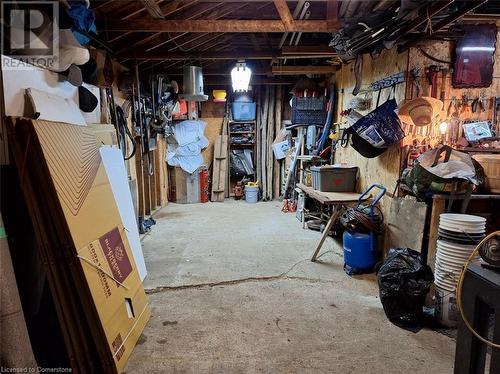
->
[[398, 97, 444, 126]]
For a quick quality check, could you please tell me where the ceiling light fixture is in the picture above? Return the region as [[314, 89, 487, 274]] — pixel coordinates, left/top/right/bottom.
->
[[231, 61, 251, 92]]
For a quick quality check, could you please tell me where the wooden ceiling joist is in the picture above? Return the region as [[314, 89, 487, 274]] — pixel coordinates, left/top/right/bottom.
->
[[139, 0, 165, 19], [118, 48, 336, 60], [281, 45, 334, 55], [204, 77, 295, 86], [271, 65, 336, 75], [164, 65, 335, 75], [273, 0, 294, 29], [103, 19, 333, 33]]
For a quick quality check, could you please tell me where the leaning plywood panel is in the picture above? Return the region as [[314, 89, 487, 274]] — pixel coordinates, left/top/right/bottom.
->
[[386, 197, 428, 254], [100, 146, 147, 281]]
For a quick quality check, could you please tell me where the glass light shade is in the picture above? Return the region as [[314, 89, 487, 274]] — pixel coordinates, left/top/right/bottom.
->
[[231, 65, 251, 92]]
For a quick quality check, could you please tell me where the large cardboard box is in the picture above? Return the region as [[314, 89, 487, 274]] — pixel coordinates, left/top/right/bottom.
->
[[10, 118, 150, 373]]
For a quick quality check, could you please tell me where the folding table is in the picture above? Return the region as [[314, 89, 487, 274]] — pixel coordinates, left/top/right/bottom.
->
[[297, 183, 368, 262]]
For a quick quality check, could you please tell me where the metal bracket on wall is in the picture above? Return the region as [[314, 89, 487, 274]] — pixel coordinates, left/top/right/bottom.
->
[[368, 71, 406, 92]]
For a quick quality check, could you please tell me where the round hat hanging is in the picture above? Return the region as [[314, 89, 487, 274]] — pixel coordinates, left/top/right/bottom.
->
[[398, 97, 444, 126]]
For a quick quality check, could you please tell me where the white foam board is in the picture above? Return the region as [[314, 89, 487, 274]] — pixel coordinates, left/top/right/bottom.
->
[[100, 146, 147, 281]]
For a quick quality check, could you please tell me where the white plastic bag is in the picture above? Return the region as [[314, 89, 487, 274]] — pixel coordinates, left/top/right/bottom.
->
[[166, 120, 208, 174], [417, 146, 477, 182]]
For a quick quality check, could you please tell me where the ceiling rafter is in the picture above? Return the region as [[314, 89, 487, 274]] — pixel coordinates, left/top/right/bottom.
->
[[144, 2, 252, 52], [101, 19, 334, 33], [107, 0, 195, 43], [119, 47, 336, 61], [114, 2, 224, 54], [273, 0, 294, 29]]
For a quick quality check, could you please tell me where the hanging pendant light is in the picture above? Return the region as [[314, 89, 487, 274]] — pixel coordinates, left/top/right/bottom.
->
[[231, 61, 251, 92]]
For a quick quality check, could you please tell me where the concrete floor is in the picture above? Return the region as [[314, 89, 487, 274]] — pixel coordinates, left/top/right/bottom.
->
[[125, 201, 455, 373]]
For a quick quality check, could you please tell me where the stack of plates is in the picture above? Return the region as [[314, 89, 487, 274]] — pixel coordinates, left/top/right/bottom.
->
[[434, 214, 486, 292]]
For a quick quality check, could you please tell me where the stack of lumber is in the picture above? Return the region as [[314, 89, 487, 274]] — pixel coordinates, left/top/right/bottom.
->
[[256, 86, 284, 200], [7, 118, 150, 373], [211, 134, 228, 202]]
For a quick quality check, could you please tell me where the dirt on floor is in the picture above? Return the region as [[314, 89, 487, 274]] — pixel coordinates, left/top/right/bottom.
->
[[125, 201, 455, 374]]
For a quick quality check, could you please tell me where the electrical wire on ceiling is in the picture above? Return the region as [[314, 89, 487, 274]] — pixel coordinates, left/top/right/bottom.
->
[[418, 47, 452, 64]]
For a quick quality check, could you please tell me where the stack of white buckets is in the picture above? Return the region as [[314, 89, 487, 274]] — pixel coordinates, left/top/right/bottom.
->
[[434, 213, 486, 327]]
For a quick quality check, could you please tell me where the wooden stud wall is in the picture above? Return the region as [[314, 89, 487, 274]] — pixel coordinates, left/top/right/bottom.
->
[[334, 47, 407, 218], [112, 63, 169, 217], [334, 31, 500, 254]]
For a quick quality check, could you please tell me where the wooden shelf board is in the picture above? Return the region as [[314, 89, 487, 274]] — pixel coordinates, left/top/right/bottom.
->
[[229, 120, 256, 124]]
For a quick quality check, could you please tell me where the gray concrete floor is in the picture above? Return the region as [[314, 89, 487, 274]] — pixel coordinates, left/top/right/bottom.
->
[[125, 201, 455, 373]]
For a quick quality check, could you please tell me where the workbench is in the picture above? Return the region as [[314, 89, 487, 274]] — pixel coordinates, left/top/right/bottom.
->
[[427, 193, 500, 272], [297, 183, 368, 262]]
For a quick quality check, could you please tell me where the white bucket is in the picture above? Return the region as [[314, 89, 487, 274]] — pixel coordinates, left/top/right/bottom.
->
[[245, 186, 259, 203], [435, 285, 458, 328]]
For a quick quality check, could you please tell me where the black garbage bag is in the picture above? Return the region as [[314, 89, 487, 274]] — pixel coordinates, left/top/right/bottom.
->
[[377, 248, 434, 331]]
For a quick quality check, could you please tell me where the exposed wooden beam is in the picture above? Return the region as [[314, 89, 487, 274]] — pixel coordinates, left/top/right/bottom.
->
[[271, 65, 336, 75], [187, 0, 328, 2], [139, 0, 165, 19], [281, 45, 334, 55], [142, 2, 246, 53], [326, 0, 339, 30], [107, 0, 186, 43], [102, 19, 333, 33], [204, 77, 294, 86], [118, 48, 336, 60], [273, 0, 294, 29], [165, 65, 336, 75]]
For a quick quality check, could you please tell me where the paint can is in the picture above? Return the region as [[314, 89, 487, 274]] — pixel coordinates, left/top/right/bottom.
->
[[245, 186, 259, 203]]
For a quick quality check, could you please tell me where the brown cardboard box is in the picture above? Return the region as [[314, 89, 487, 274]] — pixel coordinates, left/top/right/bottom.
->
[[8, 118, 149, 373], [34, 120, 149, 372]]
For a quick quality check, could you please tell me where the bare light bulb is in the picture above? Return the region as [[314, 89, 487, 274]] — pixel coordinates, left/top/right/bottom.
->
[[439, 122, 448, 135]]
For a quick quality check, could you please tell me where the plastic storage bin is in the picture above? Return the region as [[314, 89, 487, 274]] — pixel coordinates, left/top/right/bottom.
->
[[291, 97, 327, 125], [310, 166, 358, 192], [232, 102, 256, 121]]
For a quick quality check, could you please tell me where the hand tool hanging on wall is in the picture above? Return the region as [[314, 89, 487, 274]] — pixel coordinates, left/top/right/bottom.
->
[[316, 86, 335, 154], [410, 68, 421, 98], [493, 97, 500, 135], [105, 87, 137, 160], [352, 55, 363, 96], [426, 65, 439, 98], [139, 97, 154, 175], [471, 90, 487, 114]]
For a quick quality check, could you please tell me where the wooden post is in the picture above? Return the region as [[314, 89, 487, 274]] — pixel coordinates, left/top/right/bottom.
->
[[273, 86, 282, 199], [427, 196, 445, 272], [143, 152, 151, 215], [135, 136, 145, 218], [261, 87, 270, 199], [256, 88, 262, 185], [267, 86, 275, 200]]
